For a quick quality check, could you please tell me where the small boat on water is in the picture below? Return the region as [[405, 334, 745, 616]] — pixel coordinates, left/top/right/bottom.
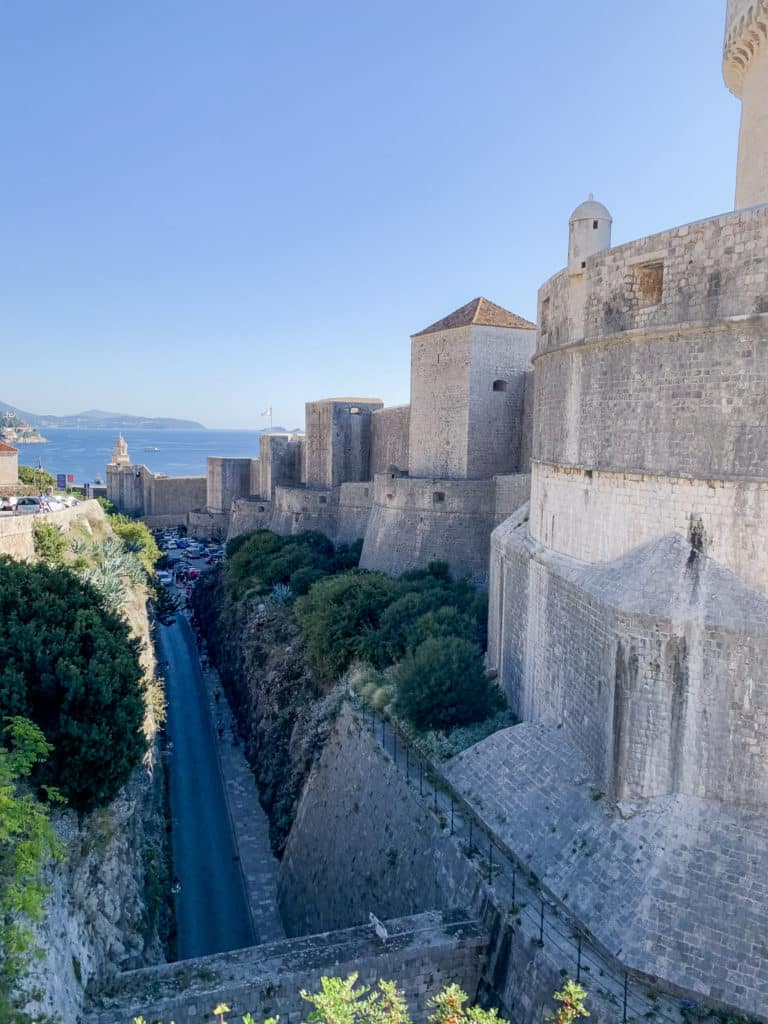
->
[[143, 446, 161, 452]]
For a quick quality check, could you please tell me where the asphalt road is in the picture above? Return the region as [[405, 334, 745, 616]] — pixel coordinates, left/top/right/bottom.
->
[[159, 613, 255, 959]]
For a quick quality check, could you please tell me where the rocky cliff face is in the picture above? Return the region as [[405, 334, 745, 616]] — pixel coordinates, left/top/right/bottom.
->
[[19, 757, 167, 1023], [192, 569, 338, 856]]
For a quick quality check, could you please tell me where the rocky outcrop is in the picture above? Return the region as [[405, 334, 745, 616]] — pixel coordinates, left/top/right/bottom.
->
[[20, 758, 167, 1023]]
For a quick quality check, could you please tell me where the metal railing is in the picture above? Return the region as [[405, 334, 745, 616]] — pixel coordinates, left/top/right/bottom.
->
[[350, 694, 731, 1024]]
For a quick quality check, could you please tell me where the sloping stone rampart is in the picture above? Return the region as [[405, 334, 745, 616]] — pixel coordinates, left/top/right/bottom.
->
[[488, 513, 768, 811]]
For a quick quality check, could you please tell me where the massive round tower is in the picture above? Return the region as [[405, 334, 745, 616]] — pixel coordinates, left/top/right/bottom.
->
[[724, 0, 768, 207]]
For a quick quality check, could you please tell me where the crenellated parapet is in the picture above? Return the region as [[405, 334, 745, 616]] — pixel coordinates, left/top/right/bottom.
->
[[723, 0, 768, 95]]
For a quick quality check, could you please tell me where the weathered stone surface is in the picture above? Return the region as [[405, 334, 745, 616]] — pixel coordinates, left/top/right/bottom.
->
[[84, 911, 487, 1024], [445, 722, 768, 1017]]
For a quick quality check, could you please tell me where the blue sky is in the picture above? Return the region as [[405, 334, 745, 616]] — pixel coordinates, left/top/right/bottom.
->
[[1, 1, 738, 429]]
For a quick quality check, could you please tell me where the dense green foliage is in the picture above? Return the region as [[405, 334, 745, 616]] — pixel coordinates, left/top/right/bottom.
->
[[31, 521, 67, 566], [394, 636, 502, 730], [296, 571, 398, 683], [17, 465, 56, 489], [295, 559, 495, 731], [0, 558, 147, 811], [225, 530, 362, 601], [0, 717, 62, 1023], [109, 516, 162, 573]]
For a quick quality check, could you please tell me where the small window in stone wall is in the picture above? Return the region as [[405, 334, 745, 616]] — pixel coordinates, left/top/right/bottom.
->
[[593, 220, 599, 230], [258, 504, 265, 512], [492, 380, 507, 392], [433, 491, 445, 504], [319, 495, 327, 504], [634, 261, 664, 307], [364, 487, 369, 497]]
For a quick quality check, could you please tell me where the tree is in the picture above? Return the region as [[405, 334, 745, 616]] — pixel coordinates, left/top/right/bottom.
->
[[395, 636, 503, 731], [0, 557, 147, 811], [545, 981, 589, 1024], [18, 465, 56, 490], [296, 571, 397, 683]]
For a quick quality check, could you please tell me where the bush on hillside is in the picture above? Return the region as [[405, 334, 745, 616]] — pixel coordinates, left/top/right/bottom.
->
[[395, 636, 503, 731], [0, 557, 147, 811], [296, 571, 397, 683], [225, 529, 362, 601], [108, 516, 161, 573], [32, 521, 67, 566]]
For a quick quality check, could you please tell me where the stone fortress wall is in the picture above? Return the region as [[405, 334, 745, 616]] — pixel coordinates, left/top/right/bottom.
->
[[489, 52, 768, 825]]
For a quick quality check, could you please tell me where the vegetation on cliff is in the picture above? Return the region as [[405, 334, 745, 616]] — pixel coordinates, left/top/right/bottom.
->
[[0, 504, 167, 1022], [194, 529, 509, 855], [0, 557, 147, 812], [0, 718, 61, 1023]]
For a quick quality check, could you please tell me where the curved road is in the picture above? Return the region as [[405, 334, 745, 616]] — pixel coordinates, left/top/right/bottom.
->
[[159, 614, 255, 959]]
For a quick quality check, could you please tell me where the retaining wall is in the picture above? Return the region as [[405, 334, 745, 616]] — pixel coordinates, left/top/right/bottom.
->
[[84, 911, 486, 1024]]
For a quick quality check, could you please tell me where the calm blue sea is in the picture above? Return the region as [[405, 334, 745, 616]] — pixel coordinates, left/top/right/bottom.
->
[[13, 428, 266, 486]]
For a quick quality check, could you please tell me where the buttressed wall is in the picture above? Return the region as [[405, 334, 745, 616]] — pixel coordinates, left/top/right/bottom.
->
[[490, 199, 768, 809], [724, 0, 768, 208]]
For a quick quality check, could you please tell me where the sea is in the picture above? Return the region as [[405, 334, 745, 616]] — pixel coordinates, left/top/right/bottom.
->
[[13, 428, 268, 486]]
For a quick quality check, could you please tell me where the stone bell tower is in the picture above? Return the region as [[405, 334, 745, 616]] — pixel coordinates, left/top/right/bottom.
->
[[724, 0, 768, 208]]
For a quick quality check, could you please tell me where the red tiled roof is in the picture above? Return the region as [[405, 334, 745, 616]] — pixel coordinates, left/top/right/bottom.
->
[[0, 442, 18, 454], [413, 297, 536, 337]]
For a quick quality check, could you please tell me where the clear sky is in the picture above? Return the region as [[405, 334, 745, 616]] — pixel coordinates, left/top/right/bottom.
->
[[1, 1, 739, 429]]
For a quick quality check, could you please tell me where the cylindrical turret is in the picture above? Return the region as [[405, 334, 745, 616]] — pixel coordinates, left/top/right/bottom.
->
[[568, 195, 612, 275], [724, 0, 768, 208]]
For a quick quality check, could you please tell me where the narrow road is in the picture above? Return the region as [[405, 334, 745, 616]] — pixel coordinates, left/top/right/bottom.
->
[[159, 614, 255, 959]]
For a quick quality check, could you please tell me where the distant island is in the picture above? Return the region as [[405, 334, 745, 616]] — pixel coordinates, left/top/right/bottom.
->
[[0, 411, 47, 444], [0, 400, 206, 431]]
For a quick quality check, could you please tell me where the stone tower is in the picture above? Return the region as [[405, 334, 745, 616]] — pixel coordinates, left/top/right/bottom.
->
[[724, 0, 768, 208], [110, 434, 130, 466], [567, 195, 612, 275], [407, 297, 536, 480]]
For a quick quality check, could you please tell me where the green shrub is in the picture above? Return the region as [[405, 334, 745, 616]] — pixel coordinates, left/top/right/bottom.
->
[[296, 571, 397, 683], [18, 465, 56, 489], [0, 557, 147, 811], [394, 636, 503, 731], [109, 516, 161, 573], [32, 521, 67, 566], [225, 530, 358, 603]]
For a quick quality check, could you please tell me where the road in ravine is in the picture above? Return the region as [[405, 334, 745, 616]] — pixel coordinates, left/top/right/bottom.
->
[[159, 613, 255, 959]]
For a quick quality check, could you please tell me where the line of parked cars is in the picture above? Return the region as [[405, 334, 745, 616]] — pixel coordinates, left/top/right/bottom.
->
[[154, 529, 225, 590], [0, 494, 80, 515]]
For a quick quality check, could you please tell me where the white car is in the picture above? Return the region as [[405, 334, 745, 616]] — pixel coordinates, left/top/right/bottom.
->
[[157, 570, 173, 586]]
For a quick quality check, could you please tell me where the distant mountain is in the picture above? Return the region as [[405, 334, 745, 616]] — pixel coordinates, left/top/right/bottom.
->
[[0, 400, 206, 431]]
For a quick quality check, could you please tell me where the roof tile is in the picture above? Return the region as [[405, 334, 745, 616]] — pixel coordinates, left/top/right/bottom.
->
[[413, 297, 536, 336]]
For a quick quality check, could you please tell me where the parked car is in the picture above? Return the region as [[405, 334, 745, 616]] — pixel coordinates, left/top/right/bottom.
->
[[176, 538, 190, 549], [16, 497, 44, 515], [186, 568, 201, 581], [157, 570, 173, 586], [0, 496, 18, 511], [41, 499, 66, 512]]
